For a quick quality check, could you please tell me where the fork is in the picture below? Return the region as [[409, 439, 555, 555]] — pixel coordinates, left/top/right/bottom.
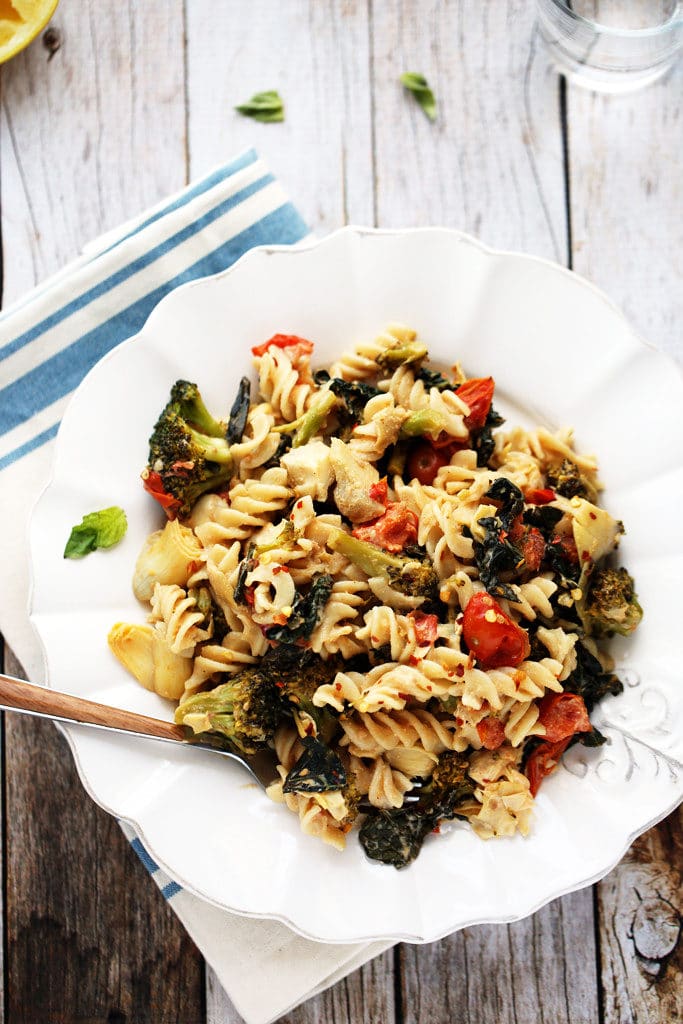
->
[[0, 672, 422, 806]]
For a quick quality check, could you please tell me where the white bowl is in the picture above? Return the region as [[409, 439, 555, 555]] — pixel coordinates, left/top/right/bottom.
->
[[28, 226, 683, 943]]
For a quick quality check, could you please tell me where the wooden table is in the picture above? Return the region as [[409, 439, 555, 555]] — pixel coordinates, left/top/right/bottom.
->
[[1, 2, 681, 1022]]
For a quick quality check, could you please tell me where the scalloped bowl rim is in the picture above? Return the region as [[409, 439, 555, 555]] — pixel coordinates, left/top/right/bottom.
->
[[27, 225, 683, 944]]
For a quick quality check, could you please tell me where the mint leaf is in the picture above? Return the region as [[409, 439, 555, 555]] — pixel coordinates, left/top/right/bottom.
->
[[400, 72, 437, 122], [235, 90, 284, 123], [64, 506, 127, 559]]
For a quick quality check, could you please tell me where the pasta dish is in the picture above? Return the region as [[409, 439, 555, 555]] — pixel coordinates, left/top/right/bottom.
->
[[108, 325, 642, 867]]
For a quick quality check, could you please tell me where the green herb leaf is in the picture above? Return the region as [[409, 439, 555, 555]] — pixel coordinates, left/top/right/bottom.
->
[[400, 72, 437, 122], [64, 506, 127, 559], [235, 90, 285, 123]]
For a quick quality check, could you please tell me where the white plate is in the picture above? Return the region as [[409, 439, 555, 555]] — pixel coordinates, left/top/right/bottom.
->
[[28, 226, 683, 944]]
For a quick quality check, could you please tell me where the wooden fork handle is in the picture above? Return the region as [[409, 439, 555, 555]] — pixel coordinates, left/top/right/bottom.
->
[[0, 672, 186, 741]]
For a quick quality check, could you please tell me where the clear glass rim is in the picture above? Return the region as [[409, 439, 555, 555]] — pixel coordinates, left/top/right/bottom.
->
[[544, 0, 683, 38]]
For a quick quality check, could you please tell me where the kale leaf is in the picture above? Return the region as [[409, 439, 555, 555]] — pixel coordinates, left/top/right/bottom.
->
[[473, 478, 524, 600], [472, 405, 505, 467], [265, 574, 334, 644], [416, 366, 451, 391], [283, 736, 347, 793], [563, 641, 623, 712], [226, 376, 251, 444]]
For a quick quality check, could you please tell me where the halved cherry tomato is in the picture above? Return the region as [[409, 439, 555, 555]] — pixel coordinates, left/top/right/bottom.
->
[[538, 692, 591, 743], [476, 717, 506, 750], [524, 487, 556, 505], [525, 738, 571, 796], [407, 611, 439, 646], [462, 592, 530, 669], [456, 377, 495, 431], [251, 334, 314, 357], [141, 469, 181, 519], [407, 442, 449, 485], [352, 502, 418, 553]]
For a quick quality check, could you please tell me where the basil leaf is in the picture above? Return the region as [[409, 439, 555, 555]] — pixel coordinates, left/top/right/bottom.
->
[[64, 506, 127, 559], [400, 72, 437, 122], [235, 90, 284, 123]]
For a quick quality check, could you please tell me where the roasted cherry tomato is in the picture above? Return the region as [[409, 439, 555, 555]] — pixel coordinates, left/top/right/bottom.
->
[[456, 377, 495, 431], [352, 502, 418, 553], [525, 738, 571, 796], [538, 692, 591, 743], [524, 487, 556, 505], [406, 442, 449, 485], [251, 333, 314, 357], [476, 717, 506, 751], [407, 611, 439, 646], [141, 469, 181, 519], [462, 592, 530, 669]]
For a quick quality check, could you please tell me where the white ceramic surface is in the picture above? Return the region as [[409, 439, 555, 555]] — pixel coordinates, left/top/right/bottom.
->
[[28, 227, 683, 944]]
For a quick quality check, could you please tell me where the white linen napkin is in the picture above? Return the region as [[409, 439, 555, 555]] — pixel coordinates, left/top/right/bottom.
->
[[0, 149, 393, 1024]]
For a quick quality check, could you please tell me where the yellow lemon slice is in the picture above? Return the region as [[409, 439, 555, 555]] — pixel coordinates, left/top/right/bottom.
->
[[0, 0, 59, 65]]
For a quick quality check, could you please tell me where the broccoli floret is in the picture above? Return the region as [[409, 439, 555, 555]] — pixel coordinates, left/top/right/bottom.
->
[[175, 670, 281, 754], [326, 529, 441, 612], [143, 382, 234, 520], [167, 379, 227, 437], [583, 566, 643, 637], [546, 458, 598, 503]]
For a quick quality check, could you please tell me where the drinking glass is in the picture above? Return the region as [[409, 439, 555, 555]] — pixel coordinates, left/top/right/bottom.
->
[[535, 0, 683, 92]]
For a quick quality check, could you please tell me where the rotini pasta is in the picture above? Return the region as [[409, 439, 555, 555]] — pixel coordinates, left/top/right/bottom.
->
[[109, 325, 642, 867]]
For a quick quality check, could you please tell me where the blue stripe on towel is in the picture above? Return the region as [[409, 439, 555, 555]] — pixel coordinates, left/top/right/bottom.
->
[[0, 203, 309, 466], [0, 169, 274, 363]]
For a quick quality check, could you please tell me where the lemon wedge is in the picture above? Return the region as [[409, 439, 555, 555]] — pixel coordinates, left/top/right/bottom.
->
[[0, 0, 59, 65]]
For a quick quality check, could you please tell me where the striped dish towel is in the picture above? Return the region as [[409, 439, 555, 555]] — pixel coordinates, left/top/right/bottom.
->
[[0, 149, 392, 1024]]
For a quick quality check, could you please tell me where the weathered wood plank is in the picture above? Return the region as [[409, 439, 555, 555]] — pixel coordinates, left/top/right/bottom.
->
[[185, 0, 375, 233], [597, 808, 683, 1024], [0, 0, 188, 295], [2, 647, 205, 1024], [566, 29, 683, 1024], [0, 1, 197, 1021], [399, 889, 598, 1024], [566, 59, 683, 358], [370, 0, 567, 259]]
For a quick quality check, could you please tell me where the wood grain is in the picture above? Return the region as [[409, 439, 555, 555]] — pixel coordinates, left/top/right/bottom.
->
[[399, 889, 598, 1024], [185, 0, 375, 233], [1, 647, 205, 1024], [0, 1, 199, 1021], [597, 808, 683, 1024]]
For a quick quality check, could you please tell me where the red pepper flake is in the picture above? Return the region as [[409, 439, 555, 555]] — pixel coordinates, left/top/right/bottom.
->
[[335, 682, 342, 691], [455, 717, 464, 726], [581, 551, 592, 562], [275, 681, 285, 690], [369, 478, 388, 505], [409, 655, 420, 666], [296, 499, 304, 509], [245, 586, 256, 606], [589, 511, 597, 520], [455, 665, 465, 678], [431, 825, 442, 835]]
